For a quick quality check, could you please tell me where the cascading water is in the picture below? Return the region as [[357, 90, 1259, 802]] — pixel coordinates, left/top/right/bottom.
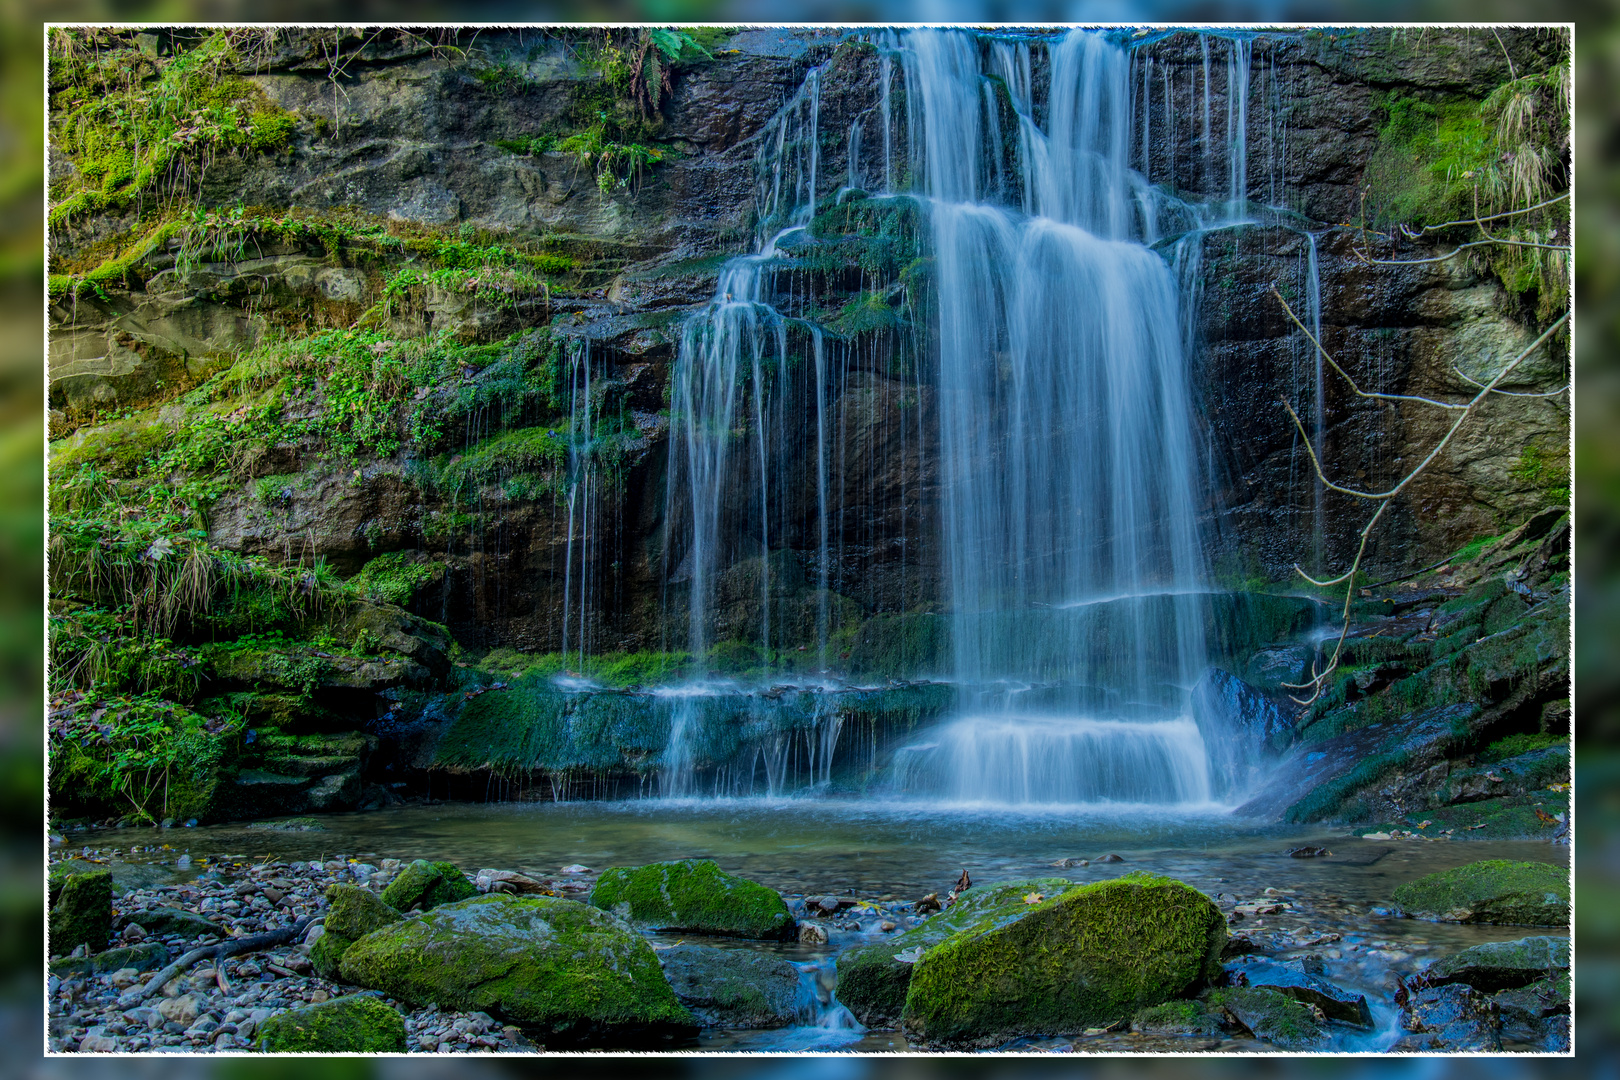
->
[[653, 28, 1273, 806], [890, 28, 1220, 806]]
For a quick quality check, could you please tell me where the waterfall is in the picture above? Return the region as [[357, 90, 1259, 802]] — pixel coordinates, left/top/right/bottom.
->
[[665, 68, 827, 660], [893, 28, 1218, 806]]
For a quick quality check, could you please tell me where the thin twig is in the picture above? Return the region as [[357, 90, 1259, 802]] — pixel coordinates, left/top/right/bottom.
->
[[1401, 192, 1568, 235], [1279, 311, 1568, 502], [1273, 299, 1568, 704], [1273, 287, 1467, 411]]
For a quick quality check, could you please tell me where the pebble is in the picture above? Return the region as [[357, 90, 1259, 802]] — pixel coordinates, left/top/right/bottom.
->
[[48, 848, 543, 1054]]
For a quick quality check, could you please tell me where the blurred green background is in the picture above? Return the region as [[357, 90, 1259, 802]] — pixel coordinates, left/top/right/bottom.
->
[[7, 0, 1614, 1074]]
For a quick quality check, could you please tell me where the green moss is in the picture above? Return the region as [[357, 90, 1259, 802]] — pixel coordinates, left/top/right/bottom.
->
[[1393, 859, 1568, 926], [353, 551, 440, 608], [1424, 935, 1569, 992], [1363, 93, 1494, 226], [588, 859, 795, 941], [48, 869, 111, 957], [1481, 732, 1568, 763], [1131, 998, 1225, 1036], [313, 883, 402, 978], [254, 994, 408, 1053], [836, 878, 1073, 1027], [380, 859, 477, 913], [1206, 987, 1322, 1050], [338, 893, 695, 1038], [899, 873, 1226, 1048], [1510, 444, 1571, 510], [846, 612, 949, 679]]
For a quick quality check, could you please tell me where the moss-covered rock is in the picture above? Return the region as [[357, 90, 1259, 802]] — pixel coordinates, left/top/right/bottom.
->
[[312, 884, 403, 979], [1208, 986, 1324, 1049], [338, 893, 696, 1041], [380, 859, 477, 913], [898, 873, 1226, 1048], [658, 942, 802, 1029], [1226, 957, 1373, 1028], [1392, 860, 1568, 926], [1130, 999, 1225, 1036], [49, 869, 111, 957], [131, 906, 224, 941], [1422, 935, 1569, 992], [254, 993, 408, 1053], [588, 859, 795, 941], [834, 878, 1072, 1027]]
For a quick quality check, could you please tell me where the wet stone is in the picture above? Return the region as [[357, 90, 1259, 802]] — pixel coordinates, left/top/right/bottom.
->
[[1225, 957, 1373, 1028], [1395, 983, 1501, 1052]]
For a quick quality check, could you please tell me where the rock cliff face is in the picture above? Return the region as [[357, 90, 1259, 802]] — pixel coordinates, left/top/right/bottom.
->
[[47, 26, 1569, 821]]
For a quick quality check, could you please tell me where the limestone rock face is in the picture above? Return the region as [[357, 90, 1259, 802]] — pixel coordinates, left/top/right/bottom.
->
[[588, 859, 795, 941], [337, 893, 696, 1040], [897, 873, 1226, 1049]]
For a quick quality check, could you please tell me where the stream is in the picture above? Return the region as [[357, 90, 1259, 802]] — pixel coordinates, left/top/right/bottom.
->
[[67, 802, 1569, 1052]]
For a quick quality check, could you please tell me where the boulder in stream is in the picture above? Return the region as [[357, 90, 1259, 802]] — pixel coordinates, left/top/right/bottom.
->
[[1391, 860, 1568, 926], [1419, 935, 1569, 992], [898, 873, 1226, 1048], [1208, 986, 1324, 1049], [588, 859, 795, 941], [1224, 956, 1373, 1028], [835, 877, 1073, 1027], [311, 883, 403, 979], [1394, 983, 1501, 1052], [658, 943, 802, 1029], [380, 858, 478, 913], [338, 893, 695, 1041]]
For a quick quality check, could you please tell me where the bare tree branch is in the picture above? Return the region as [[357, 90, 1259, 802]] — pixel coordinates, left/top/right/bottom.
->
[[1273, 295, 1568, 704]]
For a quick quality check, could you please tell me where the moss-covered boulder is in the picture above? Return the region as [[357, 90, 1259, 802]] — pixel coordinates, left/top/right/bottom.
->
[[1392, 860, 1568, 926], [658, 943, 802, 1029], [1209, 986, 1324, 1049], [835, 878, 1072, 1026], [1421, 935, 1569, 992], [338, 893, 696, 1041], [311, 883, 402, 980], [380, 859, 477, 913], [254, 993, 408, 1053], [897, 873, 1226, 1048], [132, 906, 224, 941], [588, 859, 795, 941], [49, 869, 110, 957]]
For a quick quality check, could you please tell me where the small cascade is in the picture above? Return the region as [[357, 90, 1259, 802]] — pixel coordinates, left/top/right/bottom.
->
[[743, 958, 865, 1051], [895, 714, 1214, 806]]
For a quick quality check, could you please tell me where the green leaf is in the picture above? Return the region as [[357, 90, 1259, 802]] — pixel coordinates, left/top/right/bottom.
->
[[649, 29, 683, 60]]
